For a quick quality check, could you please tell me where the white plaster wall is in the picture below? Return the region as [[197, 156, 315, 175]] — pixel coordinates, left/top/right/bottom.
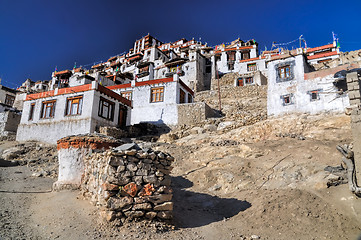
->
[[89, 91, 122, 132], [267, 54, 349, 116], [57, 147, 90, 185], [267, 55, 305, 116], [130, 81, 178, 125], [68, 75, 92, 87]]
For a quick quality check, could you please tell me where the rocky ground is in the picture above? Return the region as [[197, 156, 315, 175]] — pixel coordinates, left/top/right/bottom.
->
[[1, 79, 361, 239], [1, 113, 361, 239]]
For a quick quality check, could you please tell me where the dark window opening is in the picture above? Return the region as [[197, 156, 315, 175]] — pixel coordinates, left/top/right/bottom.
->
[[98, 97, 115, 121], [242, 51, 250, 60], [281, 94, 293, 106], [245, 77, 254, 85], [28, 103, 35, 121], [179, 89, 186, 104], [206, 66, 211, 73], [188, 93, 193, 103], [4, 94, 15, 106]]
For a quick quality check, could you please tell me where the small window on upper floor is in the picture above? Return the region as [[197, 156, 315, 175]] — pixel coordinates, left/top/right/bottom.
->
[[121, 91, 132, 100], [247, 63, 257, 72], [4, 94, 15, 106], [279, 65, 291, 79]]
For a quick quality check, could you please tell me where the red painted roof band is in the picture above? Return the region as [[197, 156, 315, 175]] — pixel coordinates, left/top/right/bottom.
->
[[239, 56, 266, 63], [25, 83, 131, 107], [307, 44, 335, 53], [307, 51, 338, 60]]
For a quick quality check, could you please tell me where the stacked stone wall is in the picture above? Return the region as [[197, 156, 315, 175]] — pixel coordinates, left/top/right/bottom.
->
[[81, 148, 174, 222], [177, 102, 219, 125]]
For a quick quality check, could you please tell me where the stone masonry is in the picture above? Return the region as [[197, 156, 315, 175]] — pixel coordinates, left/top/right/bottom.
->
[[53, 135, 121, 190], [81, 146, 175, 222], [346, 71, 361, 183]]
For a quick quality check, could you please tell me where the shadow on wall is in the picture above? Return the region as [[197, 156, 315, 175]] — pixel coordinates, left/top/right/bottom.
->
[[172, 176, 251, 228]]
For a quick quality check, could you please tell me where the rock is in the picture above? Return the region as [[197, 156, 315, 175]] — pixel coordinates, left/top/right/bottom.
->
[[136, 169, 149, 176], [124, 149, 137, 156], [102, 182, 119, 191], [154, 202, 173, 211], [107, 196, 133, 210], [145, 211, 157, 220], [148, 152, 156, 160], [204, 124, 217, 132], [127, 163, 138, 172], [143, 175, 158, 184], [108, 175, 130, 185], [208, 184, 222, 191], [217, 121, 235, 131], [2, 147, 23, 160], [108, 157, 124, 167], [190, 127, 206, 135], [157, 211, 172, 219], [100, 210, 116, 222], [122, 182, 138, 197], [124, 211, 144, 219], [117, 165, 126, 172], [133, 203, 152, 210], [133, 176, 143, 185], [160, 176, 171, 186], [115, 143, 139, 152], [148, 194, 173, 204]]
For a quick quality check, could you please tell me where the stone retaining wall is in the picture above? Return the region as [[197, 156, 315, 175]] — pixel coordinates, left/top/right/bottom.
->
[[177, 102, 219, 125], [81, 147, 174, 222]]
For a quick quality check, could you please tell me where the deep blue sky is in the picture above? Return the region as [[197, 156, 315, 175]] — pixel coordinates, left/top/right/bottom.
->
[[1, 0, 360, 89]]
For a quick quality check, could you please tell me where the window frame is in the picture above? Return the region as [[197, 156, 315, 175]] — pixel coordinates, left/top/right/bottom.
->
[[40, 100, 56, 119], [4, 94, 15, 106], [280, 94, 294, 106], [150, 87, 164, 103], [245, 77, 254, 85], [179, 88, 186, 104], [28, 103, 35, 121], [65, 95, 83, 116], [121, 91, 132, 100], [247, 63, 257, 72], [98, 97, 115, 121], [308, 89, 322, 101], [275, 61, 295, 83]]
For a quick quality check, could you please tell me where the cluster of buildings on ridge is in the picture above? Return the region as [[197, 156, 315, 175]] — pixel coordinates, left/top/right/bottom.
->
[[0, 34, 358, 144]]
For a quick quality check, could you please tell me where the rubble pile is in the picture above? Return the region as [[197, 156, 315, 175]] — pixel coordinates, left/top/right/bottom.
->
[[81, 146, 175, 223], [0, 141, 58, 177]]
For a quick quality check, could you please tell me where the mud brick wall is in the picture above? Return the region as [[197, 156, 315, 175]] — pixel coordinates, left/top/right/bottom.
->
[[81, 148, 174, 222]]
